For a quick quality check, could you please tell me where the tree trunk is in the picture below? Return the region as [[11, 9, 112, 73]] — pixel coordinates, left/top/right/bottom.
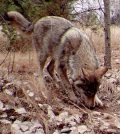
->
[[103, 0, 111, 69]]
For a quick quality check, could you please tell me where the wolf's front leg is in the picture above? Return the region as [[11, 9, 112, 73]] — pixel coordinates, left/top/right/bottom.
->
[[55, 56, 78, 103], [95, 94, 103, 107]]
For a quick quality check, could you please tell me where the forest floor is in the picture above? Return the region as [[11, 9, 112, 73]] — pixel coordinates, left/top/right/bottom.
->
[[0, 26, 119, 134]]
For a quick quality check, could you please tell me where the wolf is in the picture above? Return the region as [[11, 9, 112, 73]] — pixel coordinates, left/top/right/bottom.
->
[[3, 11, 108, 108]]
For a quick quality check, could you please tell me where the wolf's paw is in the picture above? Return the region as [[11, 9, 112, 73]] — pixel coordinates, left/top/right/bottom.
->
[[95, 95, 103, 107]]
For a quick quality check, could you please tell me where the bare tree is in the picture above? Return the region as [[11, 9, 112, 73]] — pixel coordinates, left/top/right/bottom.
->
[[103, 0, 111, 68]]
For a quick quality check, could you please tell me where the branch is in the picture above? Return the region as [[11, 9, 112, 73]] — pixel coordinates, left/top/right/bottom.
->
[[0, 51, 10, 66], [98, 0, 104, 14], [71, 7, 104, 15]]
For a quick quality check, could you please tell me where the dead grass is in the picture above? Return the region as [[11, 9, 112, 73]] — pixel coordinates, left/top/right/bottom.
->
[[78, 25, 120, 54], [0, 25, 119, 104], [0, 25, 120, 133], [0, 51, 38, 74], [82, 25, 120, 69], [0, 25, 120, 68]]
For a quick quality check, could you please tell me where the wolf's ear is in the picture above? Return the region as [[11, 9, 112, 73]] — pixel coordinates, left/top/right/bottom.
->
[[81, 68, 93, 79], [95, 66, 108, 79], [81, 67, 108, 80]]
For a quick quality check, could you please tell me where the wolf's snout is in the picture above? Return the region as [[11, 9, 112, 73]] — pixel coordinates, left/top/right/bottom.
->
[[86, 96, 95, 108]]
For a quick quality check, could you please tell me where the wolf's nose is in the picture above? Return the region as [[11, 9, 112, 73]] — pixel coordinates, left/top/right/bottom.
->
[[89, 106, 95, 110]]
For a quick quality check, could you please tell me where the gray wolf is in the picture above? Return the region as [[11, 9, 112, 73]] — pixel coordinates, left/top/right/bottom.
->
[[3, 11, 108, 108]]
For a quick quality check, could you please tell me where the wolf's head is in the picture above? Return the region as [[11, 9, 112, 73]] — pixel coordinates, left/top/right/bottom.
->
[[3, 11, 33, 34], [72, 66, 108, 108]]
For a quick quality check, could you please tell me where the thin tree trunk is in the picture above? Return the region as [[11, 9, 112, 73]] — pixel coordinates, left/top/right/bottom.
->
[[103, 0, 111, 69]]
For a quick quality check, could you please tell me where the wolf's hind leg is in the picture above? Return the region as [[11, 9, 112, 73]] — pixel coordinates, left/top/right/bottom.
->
[[43, 58, 58, 104], [32, 36, 46, 78], [45, 59, 55, 81], [37, 51, 48, 79]]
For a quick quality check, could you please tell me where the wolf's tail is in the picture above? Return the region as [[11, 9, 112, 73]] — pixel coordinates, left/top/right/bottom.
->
[[3, 11, 33, 33]]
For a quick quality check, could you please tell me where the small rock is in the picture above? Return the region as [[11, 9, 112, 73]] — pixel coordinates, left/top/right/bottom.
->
[[48, 107, 56, 122], [57, 112, 69, 122], [117, 87, 120, 91], [74, 114, 81, 123], [31, 120, 43, 128], [20, 124, 29, 132], [103, 121, 110, 127], [5, 105, 12, 110], [115, 59, 120, 64], [38, 103, 43, 108], [99, 125, 108, 131], [15, 81, 22, 86], [70, 126, 77, 131], [13, 120, 22, 124], [34, 73, 39, 77], [111, 73, 117, 78], [65, 114, 80, 124], [23, 82, 29, 85], [92, 111, 101, 116], [99, 124, 109, 131], [53, 130, 61, 134], [117, 100, 120, 104], [114, 69, 119, 72], [12, 120, 45, 134], [15, 107, 27, 114], [0, 100, 4, 110], [5, 89, 13, 96], [33, 129, 45, 134], [11, 123, 21, 134], [105, 73, 112, 78], [115, 119, 120, 129], [43, 104, 49, 107], [69, 121, 76, 126], [61, 127, 71, 133], [29, 121, 44, 134], [0, 26, 3, 31], [0, 119, 11, 124], [70, 129, 79, 134], [78, 125, 88, 134], [28, 91, 34, 97], [27, 90, 30, 93], [35, 97, 39, 101], [106, 128, 117, 133], [9, 116, 16, 120], [0, 113, 7, 118]]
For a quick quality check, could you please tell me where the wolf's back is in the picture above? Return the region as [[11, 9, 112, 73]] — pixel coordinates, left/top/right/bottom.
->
[[34, 16, 99, 70], [33, 16, 74, 48]]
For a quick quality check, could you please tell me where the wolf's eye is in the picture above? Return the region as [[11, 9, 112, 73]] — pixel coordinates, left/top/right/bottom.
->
[[76, 83, 82, 88], [85, 90, 95, 97]]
